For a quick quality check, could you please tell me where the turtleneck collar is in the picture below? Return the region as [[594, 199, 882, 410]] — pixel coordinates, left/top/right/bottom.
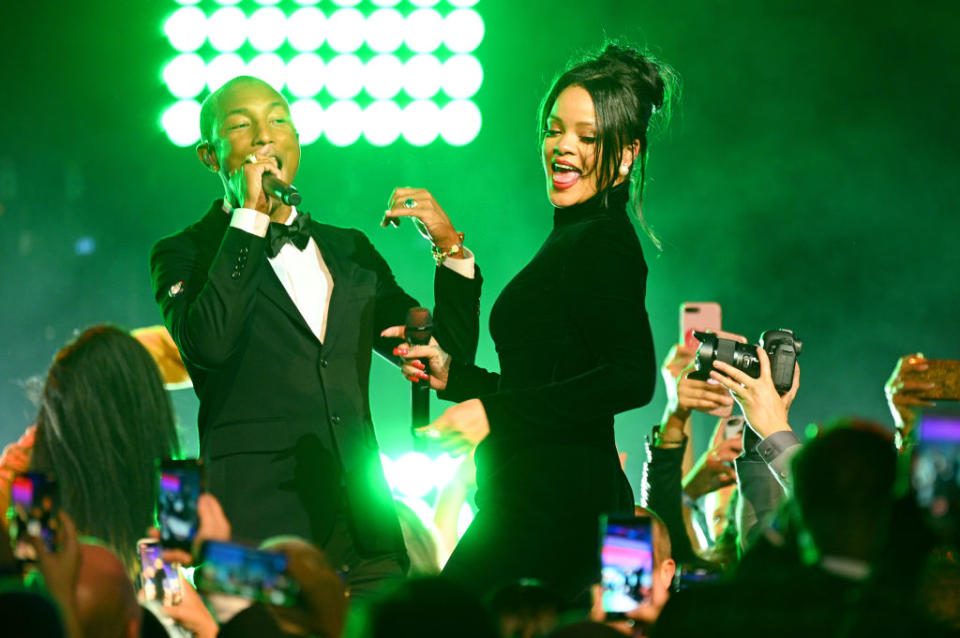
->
[[552, 182, 631, 227]]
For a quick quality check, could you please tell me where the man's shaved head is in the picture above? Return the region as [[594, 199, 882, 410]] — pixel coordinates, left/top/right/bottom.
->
[[199, 75, 285, 144]]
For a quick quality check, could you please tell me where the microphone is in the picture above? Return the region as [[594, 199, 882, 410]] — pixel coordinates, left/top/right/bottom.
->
[[262, 173, 302, 206], [405, 307, 433, 450]]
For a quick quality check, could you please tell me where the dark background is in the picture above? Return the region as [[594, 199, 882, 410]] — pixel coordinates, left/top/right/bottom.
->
[[1, 0, 957, 492]]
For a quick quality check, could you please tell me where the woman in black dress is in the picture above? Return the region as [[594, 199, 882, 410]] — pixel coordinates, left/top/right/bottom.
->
[[387, 44, 673, 603]]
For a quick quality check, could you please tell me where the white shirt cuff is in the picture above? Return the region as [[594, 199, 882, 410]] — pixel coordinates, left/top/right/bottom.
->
[[230, 208, 270, 237], [441, 246, 475, 279]]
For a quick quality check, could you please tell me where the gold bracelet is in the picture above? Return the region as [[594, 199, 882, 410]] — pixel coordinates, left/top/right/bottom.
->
[[432, 232, 465, 266]]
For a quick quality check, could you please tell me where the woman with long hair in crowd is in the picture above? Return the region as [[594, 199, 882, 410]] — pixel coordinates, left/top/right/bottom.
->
[[6, 325, 180, 573], [386, 43, 675, 603]]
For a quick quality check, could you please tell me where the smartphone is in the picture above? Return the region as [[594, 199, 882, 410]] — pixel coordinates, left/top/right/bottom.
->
[[910, 360, 960, 401], [195, 540, 300, 607], [157, 459, 203, 552], [680, 302, 722, 349], [911, 408, 960, 542], [671, 562, 723, 592], [599, 515, 654, 617], [10, 472, 59, 561], [138, 538, 183, 605]]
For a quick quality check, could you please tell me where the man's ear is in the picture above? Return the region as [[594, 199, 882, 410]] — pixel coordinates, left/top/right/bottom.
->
[[197, 142, 220, 173], [659, 558, 676, 588]]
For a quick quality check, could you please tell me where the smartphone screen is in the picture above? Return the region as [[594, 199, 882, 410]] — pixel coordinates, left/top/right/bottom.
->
[[157, 460, 202, 551], [599, 515, 654, 615], [912, 410, 960, 542], [196, 540, 300, 607], [138, 539, 183, 605], [10, 472, 59, 561]]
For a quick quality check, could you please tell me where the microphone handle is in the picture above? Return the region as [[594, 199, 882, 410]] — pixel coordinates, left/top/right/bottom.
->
[[262, 173, 302, 206]]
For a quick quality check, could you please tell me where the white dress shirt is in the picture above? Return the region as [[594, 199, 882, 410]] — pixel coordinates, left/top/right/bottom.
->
[[227, 205, 475, 343]]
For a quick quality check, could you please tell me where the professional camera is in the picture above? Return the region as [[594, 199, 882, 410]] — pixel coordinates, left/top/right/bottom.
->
[[688, 329, 802, 395]]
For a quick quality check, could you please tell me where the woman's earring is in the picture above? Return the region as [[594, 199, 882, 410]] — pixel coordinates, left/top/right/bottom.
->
[[619, 164, 630, 176]]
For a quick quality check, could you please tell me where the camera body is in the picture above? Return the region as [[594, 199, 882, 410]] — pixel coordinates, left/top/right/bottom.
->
[[689, 329, 802, 395]]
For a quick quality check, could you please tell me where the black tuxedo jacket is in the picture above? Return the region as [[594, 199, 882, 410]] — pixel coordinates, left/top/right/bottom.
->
[[149, 201, 481, 554]]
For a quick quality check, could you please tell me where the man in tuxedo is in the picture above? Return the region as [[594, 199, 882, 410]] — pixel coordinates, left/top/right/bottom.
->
[[149, 76, 480, 595]]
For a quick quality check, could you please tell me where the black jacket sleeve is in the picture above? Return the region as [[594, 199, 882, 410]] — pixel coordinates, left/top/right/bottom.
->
[[641, 438, 700, 564], [150, 224, 270, 370]]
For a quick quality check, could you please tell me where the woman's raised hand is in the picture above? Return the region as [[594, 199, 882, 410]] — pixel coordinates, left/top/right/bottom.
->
[[381, 325, 452, 391], [382, 188, 463, 256]]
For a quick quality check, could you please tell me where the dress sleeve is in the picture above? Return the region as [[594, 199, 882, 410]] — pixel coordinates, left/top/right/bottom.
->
[[477, 228, 657, 435]]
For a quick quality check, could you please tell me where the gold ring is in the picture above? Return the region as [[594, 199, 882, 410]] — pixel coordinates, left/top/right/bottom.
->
[[244, 154, 258, 164]]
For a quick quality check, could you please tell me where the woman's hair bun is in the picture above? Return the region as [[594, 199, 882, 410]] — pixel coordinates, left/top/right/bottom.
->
[[596, 43, 668, 113]]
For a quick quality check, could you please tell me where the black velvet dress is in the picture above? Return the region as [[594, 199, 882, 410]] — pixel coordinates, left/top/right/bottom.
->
[[439, 183, 657, 603]]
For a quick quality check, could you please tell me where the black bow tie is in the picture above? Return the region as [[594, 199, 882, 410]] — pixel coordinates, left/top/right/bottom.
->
[[266, 212, 312, 258]]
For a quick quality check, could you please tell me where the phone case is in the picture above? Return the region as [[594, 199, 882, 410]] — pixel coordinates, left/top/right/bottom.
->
[[680, 302, 722, 348]]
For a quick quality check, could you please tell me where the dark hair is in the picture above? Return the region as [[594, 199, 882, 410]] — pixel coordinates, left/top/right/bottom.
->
[[30, 325, 180, 572], [539, 43, 678, 250]]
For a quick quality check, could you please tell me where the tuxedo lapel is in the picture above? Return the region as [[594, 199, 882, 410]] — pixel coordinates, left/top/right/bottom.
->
[[257, 262, 317, 340], [310, 221, 355, 352]]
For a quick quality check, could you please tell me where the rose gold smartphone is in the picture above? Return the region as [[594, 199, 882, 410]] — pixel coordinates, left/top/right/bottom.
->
[[680, 302, 722, 349]]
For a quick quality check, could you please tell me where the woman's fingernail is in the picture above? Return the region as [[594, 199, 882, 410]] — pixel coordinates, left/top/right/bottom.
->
[[413, 361, 425, 370], [418, 371, 430, 379], [412, 376, 420, 383]]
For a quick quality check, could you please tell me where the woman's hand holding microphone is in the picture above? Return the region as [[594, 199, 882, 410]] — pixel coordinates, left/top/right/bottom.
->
[[380, 325, 489, 455]]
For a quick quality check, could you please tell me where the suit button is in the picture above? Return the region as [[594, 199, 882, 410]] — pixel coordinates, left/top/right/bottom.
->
[[331, 415, 342, 425], [319, 358, 328, 368], [241, 247, 249, 255], [231, 270, 240, 280]]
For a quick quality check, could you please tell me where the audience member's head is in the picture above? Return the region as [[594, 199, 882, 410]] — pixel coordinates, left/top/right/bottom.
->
[[74, 543, 142, 638], [260, 535, 347, 638], [394, 499, 442, 577], [488, 579, 566, 638], [791, 418, 897, 564], [0, 591, 66, 638], [347, 577, 499, 638], [30, 325, 180, 572]]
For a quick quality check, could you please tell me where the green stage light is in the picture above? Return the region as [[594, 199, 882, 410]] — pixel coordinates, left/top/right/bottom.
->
[[363, 100, 402, 146], [327, 9, 365, 53], [402, 100, 440, 146], [326, 54, 363, 98], [248, 7, 286, 52], [364, 54, 404, 99], [444, 8, 483, 53], [165, 7, 206, 52], [206, 53, 245, 91], [457, 501, 474, 537], [287, 7, 325, 52], [162, 100, 202, 146], [163, 53, 207, 99], [389, 452, 435, 498], [247, 53, 286, 90], [403, 54, 441, 99], [365, 8, 404, 53], [162, 1, 483, 147], [285, 53, 324, 97], [440, 99, 481, 145], [208, 7, 247, 52], [290, 99, 324, 144], [324, 100, 363, 146], [441, 53, 482, 98], [405, 9, 443, 53]]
